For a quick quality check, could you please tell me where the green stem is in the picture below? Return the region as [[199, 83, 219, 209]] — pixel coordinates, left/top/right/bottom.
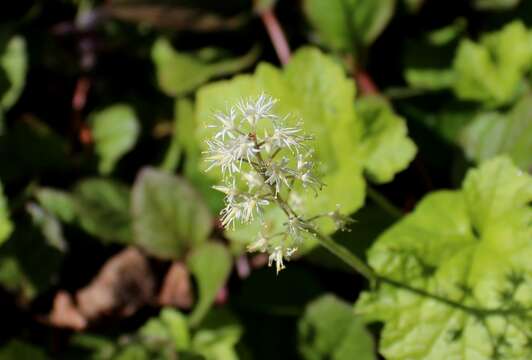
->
[[250, 151, 525, 319], [366, 185, 403, 219], [248, 139, 525, 318], [252, 141, 378, 283], [310, 231, 527, 317], [308, 227, 378, 284]]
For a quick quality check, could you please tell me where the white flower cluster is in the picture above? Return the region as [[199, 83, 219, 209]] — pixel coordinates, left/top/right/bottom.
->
[[204, 93, 347, 273]]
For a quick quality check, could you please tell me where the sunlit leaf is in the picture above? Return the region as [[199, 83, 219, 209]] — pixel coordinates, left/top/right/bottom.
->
[[358, 96, 417, 183], [355, 157, 532, 359], [452, 21, 532, 106]]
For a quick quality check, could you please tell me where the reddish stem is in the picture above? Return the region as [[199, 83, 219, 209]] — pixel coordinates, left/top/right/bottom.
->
[[72, 76, 91, 111], [260, 8, 291, 65], [72, 76, 93, 145], [346, 54, 379, 96], [354, 69, 379, 96]]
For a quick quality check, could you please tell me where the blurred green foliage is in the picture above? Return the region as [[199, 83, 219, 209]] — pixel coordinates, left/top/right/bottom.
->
[[0, 0, 530, 359]]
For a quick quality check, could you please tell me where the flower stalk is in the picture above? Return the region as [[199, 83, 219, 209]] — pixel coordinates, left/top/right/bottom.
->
[[254, 1, 291, 65], [204, 93, 365, 274]]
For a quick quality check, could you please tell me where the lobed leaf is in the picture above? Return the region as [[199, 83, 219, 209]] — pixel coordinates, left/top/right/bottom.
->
[[355, 157, 532, 360], [452, 21, 532, 106], [357, 96, 417, 183], [460, 93, 532, 171]]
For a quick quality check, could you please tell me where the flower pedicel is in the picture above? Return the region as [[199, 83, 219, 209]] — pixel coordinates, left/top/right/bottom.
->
[[204, 93, 351, 273]]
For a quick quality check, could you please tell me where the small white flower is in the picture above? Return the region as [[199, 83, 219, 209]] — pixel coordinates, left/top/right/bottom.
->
[[204, 93, 330, 274], [219, 203, 242, 229], [247, 232, 269, 252], [212, 179, 239, 204], [209, 107, 238, 140], [240, 194, 269, 223], [219, 193, 269, 227], [268, 120, 309, 153], [268, 246, 297, 274], [237, 93, 278, 127], [232, 135, 260, 165], [204, 140, 240, 176], [264, 157, 294, 195], [328, 204, 354, 231], [286, 216, 307, 244], [242, 171, 264, 192], [296, 153, 322, 193]]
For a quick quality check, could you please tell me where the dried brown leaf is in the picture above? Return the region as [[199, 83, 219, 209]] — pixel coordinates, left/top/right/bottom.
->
[[47, 291, 87, 331], [157, 261, 194, 309], [76, 247, 154, 320]]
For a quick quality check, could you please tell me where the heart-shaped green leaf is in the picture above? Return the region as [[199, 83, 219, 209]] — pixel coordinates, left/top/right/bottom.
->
[[131, 168, 213, 259]]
